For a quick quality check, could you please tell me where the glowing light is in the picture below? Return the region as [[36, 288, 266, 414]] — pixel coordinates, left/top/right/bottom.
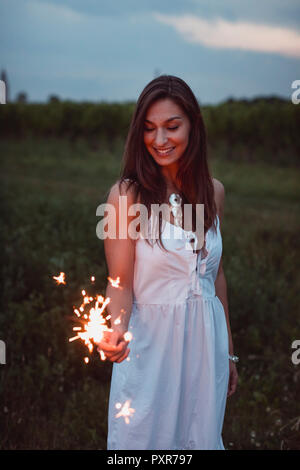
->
[[108, 276, 121, 288], [65, 284, 112, 357], [53, 272, 66, 285], [54, 272, 132, 367], [115, 400, 135, 424], [69, 335, 80, 342], [124, 331, 133, 342], [99, 350, 106, 361]]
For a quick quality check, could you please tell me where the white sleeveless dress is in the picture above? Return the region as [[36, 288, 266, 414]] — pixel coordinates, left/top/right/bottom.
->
[[107, 214, 229, 450]]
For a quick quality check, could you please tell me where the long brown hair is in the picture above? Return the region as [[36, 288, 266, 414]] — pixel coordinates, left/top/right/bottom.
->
[[119, 75, 217, 246]]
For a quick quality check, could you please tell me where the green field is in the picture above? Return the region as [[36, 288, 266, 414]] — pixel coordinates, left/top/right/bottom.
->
[[0, 135, 300, 450]]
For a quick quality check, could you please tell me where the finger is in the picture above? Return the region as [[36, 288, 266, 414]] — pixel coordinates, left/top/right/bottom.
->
[[232, 379, 238, 394], [97, 340, 126, 354], [101, 348, 124, 361], [109, 347, 130, 363], [97, 348, 122, 362], [227, 379, 234, 397], [109, 347, 130, 362], [227, 380, 236, 397], [115, 349, 130, 363], [97, 341, 122, 352], [104, 343, 127, 360], [111, 341, 129, 354]]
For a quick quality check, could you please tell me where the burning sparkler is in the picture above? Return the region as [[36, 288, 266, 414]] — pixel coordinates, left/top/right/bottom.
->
[[68, 293, 112, 358], [52, 271, 136, 424], [52, 272, 132, 363]]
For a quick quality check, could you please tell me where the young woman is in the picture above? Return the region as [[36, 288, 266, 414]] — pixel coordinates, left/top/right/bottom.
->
[[98, 75, 238, 450]]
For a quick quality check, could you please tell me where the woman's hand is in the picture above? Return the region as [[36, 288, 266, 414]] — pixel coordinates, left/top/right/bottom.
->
[[96, 329, 130, 363], [227, 361, 238, 397]]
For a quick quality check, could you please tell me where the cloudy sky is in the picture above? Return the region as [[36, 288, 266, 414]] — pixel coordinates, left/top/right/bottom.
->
[[1, 0, 300, 104]]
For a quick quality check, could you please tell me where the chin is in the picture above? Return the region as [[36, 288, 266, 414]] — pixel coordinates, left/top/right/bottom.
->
[[151, 154, 181, 166]]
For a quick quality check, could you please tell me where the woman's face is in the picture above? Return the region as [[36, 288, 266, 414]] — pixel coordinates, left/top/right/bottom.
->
[[143, 98, 191, 170]]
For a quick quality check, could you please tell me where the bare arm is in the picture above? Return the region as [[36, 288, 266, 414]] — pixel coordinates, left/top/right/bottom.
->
[[215, 258, 234, 355], [213, 179, 234, 355], [213, 178, 238, 397], [97, 181, 136, 362]]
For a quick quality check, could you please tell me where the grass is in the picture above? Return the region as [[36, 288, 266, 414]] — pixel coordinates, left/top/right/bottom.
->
[[0, 136, 299, 450]]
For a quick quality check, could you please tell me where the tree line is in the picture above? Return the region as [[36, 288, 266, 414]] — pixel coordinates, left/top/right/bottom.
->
[[0, 97, 299, 165]]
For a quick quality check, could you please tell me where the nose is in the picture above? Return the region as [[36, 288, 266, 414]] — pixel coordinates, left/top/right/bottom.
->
[[154, 128, 168, 147]]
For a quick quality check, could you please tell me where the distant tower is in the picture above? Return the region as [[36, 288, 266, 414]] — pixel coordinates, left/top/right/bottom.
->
[[1, 69, 10, 102]]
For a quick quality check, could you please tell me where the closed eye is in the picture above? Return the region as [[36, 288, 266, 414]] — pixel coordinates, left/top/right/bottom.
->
[[144, 126, 179, 132]]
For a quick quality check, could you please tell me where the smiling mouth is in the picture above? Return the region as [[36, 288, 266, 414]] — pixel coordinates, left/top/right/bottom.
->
[[154, 147, 175, 156]]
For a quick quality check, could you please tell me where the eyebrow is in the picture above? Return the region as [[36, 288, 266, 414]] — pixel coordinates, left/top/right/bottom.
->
[[145, 116, 183, 124]]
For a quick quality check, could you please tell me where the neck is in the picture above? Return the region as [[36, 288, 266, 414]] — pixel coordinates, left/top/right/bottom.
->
[[161, 165, 180, 192]]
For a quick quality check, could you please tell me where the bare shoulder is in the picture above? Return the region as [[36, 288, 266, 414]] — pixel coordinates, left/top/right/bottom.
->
[[107, 179, 137, 205], [212, 177, 225, 224], [212, 177, 225, 198]]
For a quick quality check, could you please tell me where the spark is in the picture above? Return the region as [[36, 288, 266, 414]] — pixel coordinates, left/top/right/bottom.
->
[[69, 335, 80, 342], [53, 272, 66, 285], [115, 400, 135, 424], [124, 331, 133, 342], [99, 350, 106, 361], [108, 276, 121, 289]]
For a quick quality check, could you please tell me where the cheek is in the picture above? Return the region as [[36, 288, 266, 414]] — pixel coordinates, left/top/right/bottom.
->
[[176, 129, 190, 147], [143, 133, 152, 147]]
